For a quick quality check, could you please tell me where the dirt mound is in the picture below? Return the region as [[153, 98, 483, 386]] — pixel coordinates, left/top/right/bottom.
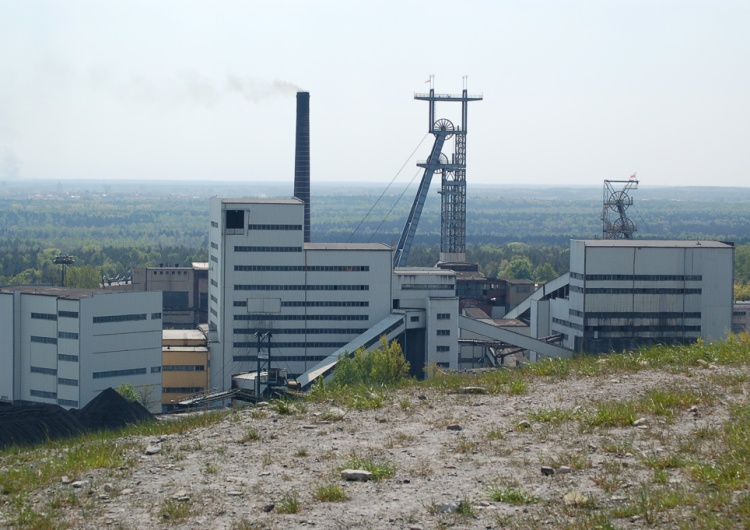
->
[[0, 404, 85, 448], [72, 388, 154, 432]]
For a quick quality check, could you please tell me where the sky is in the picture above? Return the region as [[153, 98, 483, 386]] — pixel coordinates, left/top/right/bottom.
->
[[1, 1, 749, 188]]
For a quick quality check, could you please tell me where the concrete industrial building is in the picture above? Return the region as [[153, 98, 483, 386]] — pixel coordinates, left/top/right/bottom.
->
[[512, 240, 734, 354], [0, 287, 163, 412], [129, 263, 209, 329], [162, 329, 210, 411], [207, 197, 461, 392]]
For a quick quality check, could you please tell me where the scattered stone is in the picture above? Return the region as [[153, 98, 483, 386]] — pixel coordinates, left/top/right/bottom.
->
[[409, 525, 424, 530], [120, 488, 133, 495], [417, 395, 427, 401], [61, 476, 72, 484], [563, 491, 589, 506], [364, 392, 378, 400], [341, 469, 372, 481], [446, 424, 462, 431], [227, 491, 243, 496], [263, 503, 275, 512], [102, 483, 113, 493], [71, 481, 89, 489], [541, 466, 555, 476], [632, 418, 648, 427], [458, 386, 487, 395], [326, 407, 347, 419], [517, 420, 531, 430], [144, 445, 161, 455], [171, 490, 190, 501], [256, 402, 270, 408], [689, 405, 699, 413], [696, 359, 708, 367], [438, 501, 459, 513], [558, 466, 572, 474]]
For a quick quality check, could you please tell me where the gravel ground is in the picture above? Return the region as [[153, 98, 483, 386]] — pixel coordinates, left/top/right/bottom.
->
[[12, 364, 748, 529]]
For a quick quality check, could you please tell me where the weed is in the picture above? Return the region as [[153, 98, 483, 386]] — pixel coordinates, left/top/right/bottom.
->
[[339, 453, 396, 481], [276, 491, 301, 514], [273, 399, 295, 415], [488, 485, 536, 505], [455, 436, 477, 454], [295, 448, 309, 457], [528, 407, 579, 425], [241, 427, 261, 442], [158, 499, 192, 524], [485, 428, 505, 440], [313, 482, 349, 502], [508, 379, 528, 395], [456, 497, 474, 516], [204, 463, 218, 474]]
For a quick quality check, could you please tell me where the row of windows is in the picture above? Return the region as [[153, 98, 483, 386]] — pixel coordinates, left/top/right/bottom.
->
[[30, 389, 56, 399], [152, 366, 161, 373], [93, 368, 147, 379], [233, 300, 369, 308], [163, 365, 206, 371], [248, 224, 302, 231], [163, 387, 205, 394], [211, 279, 219, 287], [58, 310, 79, 318], [210, 308, 218, 317], [400, 284, 455, 291], [436, 346, 451, 352], [234, 314, 368, 321], [31, 366, 57, 375], [235, 284, 369, 291], [233, 327, 368, 335], [152, 270, 189, 275], [93, 314, 147, 324], [211, 242, 219, 249], [234, 265, 370, 272], [58, 378, 78, 386], [233, 355, 328, 363], [152, 312, 162, 320], [58, 331, 79, 340], [211, 255, 219, 263], [552, 317, 584, 331], [31, 312, 57, 321], [572, 310, 702, 319], [234, 246, 302, 253], [211, 295, 219, 303], [437, 313, 451, 320], [570, 272, 702, 282], [585, 325, 702, 333], [58, 398, 79, 407], [233, 342, 348, 349], [58, 354, 79, 362], [436, 329, 451, 336], [570, 286, 702, 295], [31, 336, 57, 345], [211, 221, 219, 228]]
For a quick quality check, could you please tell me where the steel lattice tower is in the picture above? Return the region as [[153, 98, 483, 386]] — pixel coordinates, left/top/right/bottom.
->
[[393, 79, 482, 267]]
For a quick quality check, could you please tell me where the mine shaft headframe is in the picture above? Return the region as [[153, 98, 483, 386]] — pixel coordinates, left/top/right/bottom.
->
[[601, 177, 639, 239]]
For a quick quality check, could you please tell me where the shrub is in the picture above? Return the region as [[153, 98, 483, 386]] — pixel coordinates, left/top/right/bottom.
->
[[330, 336, 410, 388]]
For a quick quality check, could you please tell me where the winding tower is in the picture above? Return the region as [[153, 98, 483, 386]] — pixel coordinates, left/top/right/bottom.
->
[[393, 78, 482, 267], [601, 177, 639, 239]]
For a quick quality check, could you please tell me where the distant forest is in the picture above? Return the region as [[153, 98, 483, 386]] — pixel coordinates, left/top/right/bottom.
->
[[1, 180, 750, 297]]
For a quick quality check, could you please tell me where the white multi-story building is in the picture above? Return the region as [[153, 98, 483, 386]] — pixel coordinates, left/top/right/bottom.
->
[[0, 287, 163, 412], [209, 197, 396, 390], [542, 240, 734, 353], [208, 197, 461, 391]]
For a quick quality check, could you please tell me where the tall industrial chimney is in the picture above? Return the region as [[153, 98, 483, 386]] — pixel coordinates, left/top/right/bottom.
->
[[294, 91, 311, 243]]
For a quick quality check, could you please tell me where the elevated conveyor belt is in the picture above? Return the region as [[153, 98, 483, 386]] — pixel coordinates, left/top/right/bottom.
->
[[459, 316, 572, 360], [503, 273, 570, 320], [295, 314, 407, 390]]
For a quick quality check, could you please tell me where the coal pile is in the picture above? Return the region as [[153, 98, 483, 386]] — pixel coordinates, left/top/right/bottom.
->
[[72, 387, 154, 432], [0, 404, 85, 448], [0, 388, 154, 448]]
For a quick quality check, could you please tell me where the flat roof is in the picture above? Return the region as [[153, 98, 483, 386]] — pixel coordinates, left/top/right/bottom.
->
[[220, 198, 302, 205], [163, 329, 207, 341], [305, 242, 391, 251], [576, 239, 732, 249], [395, 267, 456, 275], [0, 285, 131, 300]]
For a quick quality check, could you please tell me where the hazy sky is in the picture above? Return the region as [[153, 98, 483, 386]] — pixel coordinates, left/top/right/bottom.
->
[[1, 1, 749, 187]]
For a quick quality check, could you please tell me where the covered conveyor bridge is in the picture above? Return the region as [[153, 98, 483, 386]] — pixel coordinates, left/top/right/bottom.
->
[[295, 314, 407, 390], [459, 315, 572, 360], [503, 273, 570, 320]]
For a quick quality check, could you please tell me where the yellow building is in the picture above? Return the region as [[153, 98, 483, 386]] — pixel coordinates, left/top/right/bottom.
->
[[162, 329, 210, 412]]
